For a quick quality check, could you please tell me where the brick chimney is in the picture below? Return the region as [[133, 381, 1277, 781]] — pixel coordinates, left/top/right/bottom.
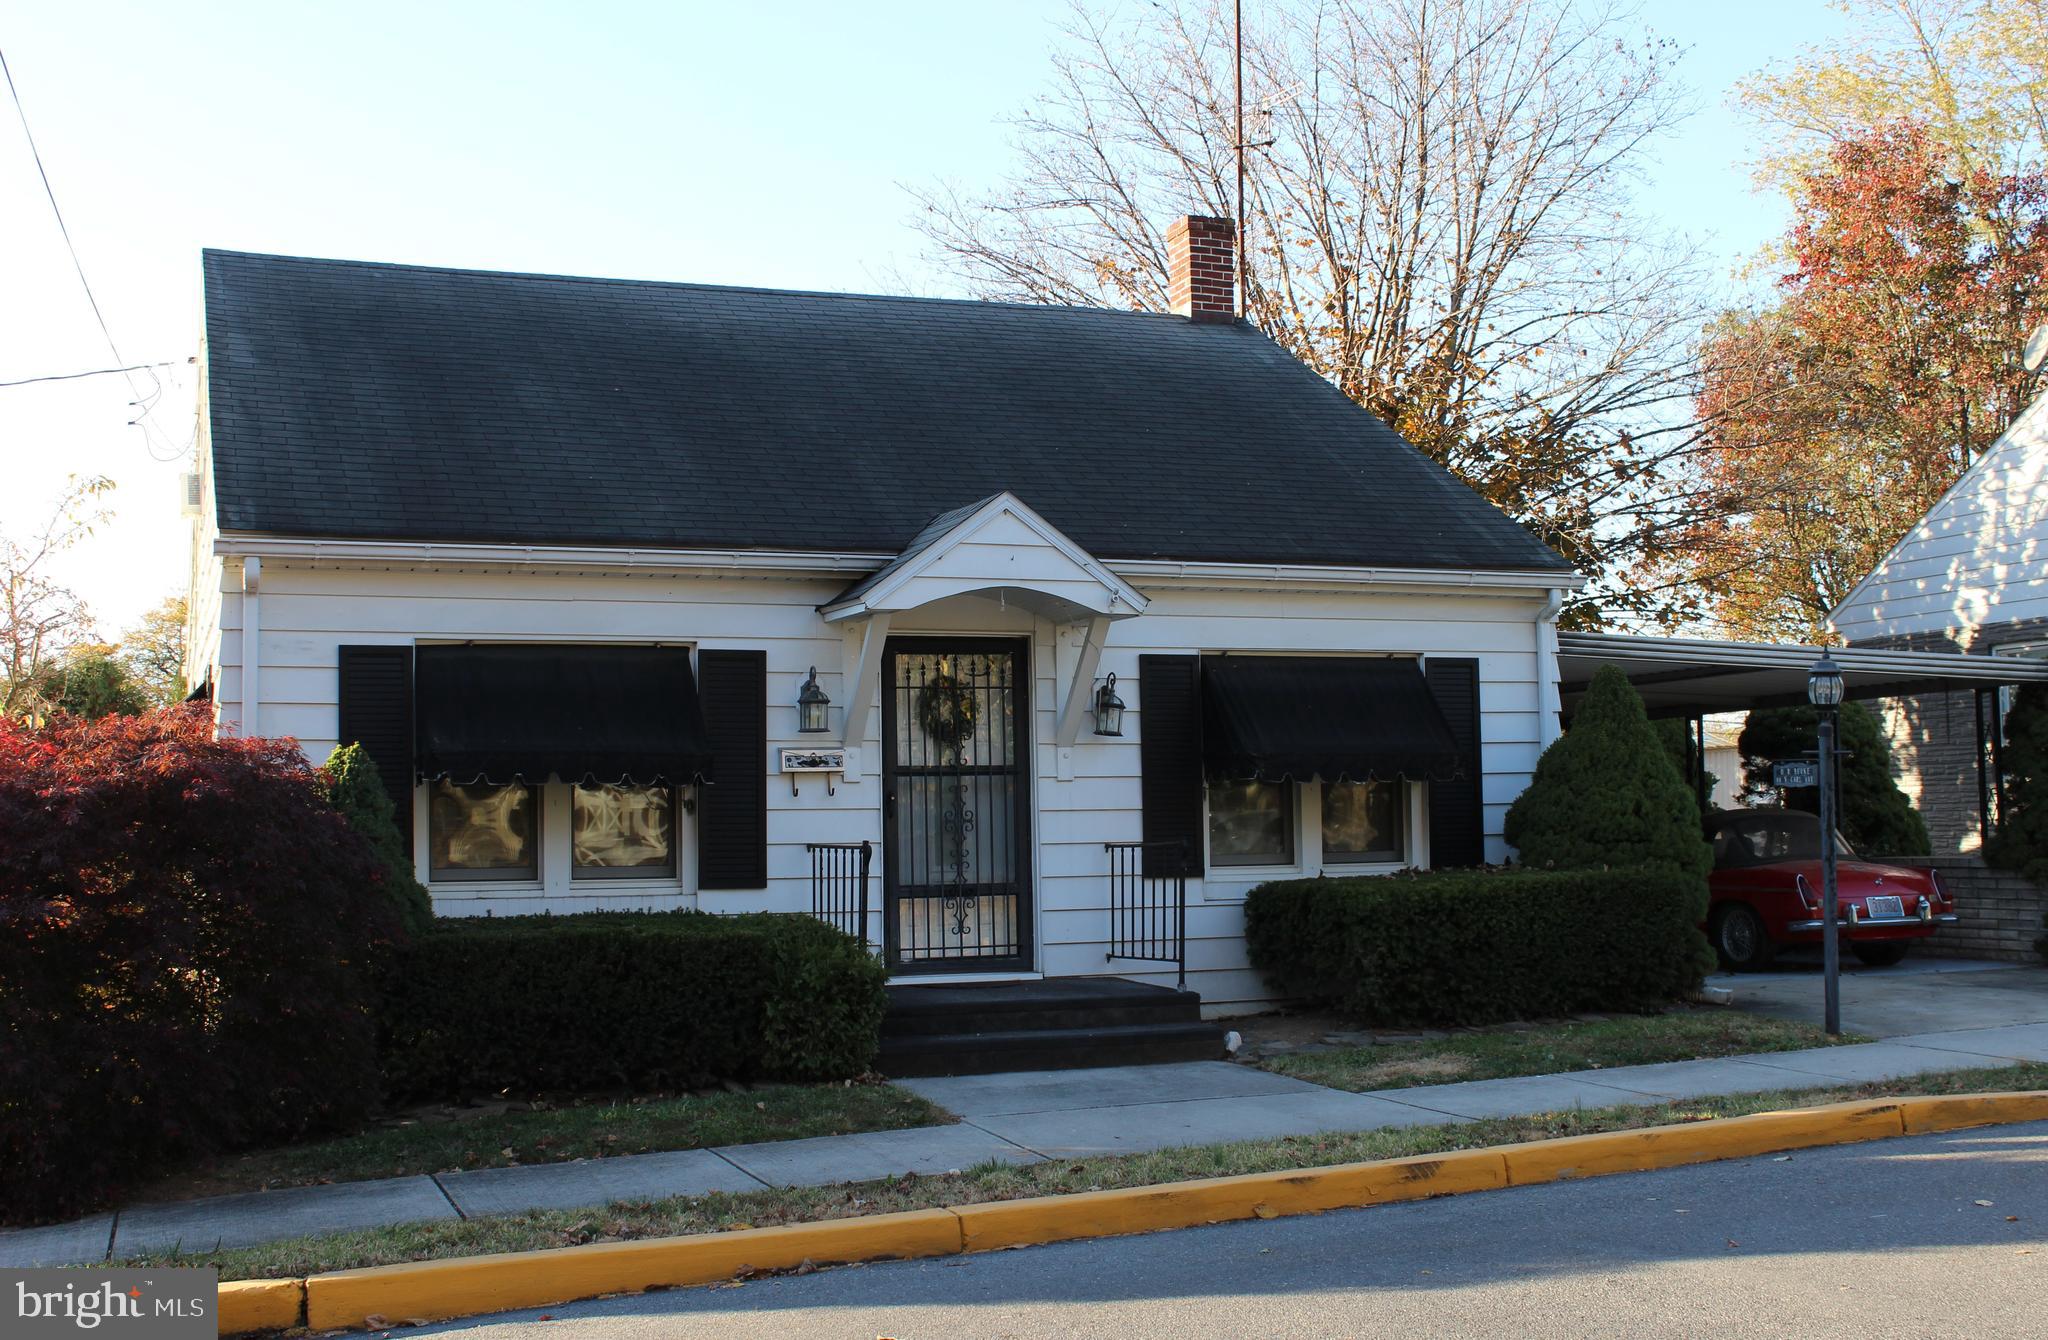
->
[[1167, 214, 1237, 322]]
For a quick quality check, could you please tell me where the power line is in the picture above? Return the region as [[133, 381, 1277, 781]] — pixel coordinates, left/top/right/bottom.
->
[[0, 45, 182, 460], [0, 359, 186, 389]]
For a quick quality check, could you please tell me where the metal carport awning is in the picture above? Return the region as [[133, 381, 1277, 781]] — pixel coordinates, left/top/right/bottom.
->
[[1556, 631, 2048, 839], [1557, 632, 2048, 720]]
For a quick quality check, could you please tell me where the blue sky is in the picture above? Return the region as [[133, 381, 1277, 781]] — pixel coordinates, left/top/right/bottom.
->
[[0, 0, 1851, 630]]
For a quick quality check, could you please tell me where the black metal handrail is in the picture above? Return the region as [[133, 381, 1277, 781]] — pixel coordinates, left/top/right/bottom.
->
[[807, 840, 873, 949], [1104, 839, 1188, 990]]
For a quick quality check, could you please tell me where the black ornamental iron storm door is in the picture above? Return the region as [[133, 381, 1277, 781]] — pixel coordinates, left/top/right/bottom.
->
[[882, 639, 1033, 972]]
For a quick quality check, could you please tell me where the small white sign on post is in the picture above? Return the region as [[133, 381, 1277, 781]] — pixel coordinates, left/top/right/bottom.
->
[[1772, 759, 1819, 790]]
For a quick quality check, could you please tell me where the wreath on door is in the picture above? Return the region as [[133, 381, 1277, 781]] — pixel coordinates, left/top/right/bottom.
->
[[916, 662, 980, 746]]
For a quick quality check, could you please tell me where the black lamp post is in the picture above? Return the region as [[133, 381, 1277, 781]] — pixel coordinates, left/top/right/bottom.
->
[[1092, 673, 1126, 737], [797, 666, 831, 734], [1809, 652, 1847, 1036]]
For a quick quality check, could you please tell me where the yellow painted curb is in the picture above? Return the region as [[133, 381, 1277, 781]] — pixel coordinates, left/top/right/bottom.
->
[[214, 1278, 302, 1336], [207, 1089, 2048, 1334], [954, 1148, 1507, 1253], [1496, 1099, 1906, 1186], [1896, 1090, 2048, 1135], [301, 1207, 960, 1331]]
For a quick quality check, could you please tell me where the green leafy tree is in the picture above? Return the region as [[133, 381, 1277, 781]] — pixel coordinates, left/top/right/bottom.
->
[[120, 596, 188, 706], [2, 475, 112, 718], [320, 744, 434, 938], [23, 644, 149, 721], [1738, 703, 1931, 855], [1505, 666, 1712, 878], [1987, 681, 2048, 882], [1741, 0, 2048, 196]]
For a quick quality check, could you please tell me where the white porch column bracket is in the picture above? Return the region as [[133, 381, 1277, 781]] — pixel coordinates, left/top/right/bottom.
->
[[239, 555, 262, 738], [1536, 586, 1565, 750], [1056, 615, 1114, 750], [838, 610, 893, 763]]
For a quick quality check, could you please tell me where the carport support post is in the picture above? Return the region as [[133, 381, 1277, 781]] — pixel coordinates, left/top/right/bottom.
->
[[1691, 714, 1708, 815], [1818, 710, 1842, 1036]]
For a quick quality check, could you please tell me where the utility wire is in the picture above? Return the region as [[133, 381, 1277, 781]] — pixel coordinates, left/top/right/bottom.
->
[[0, 359, 185, 389], [1, 45, 184, 460]]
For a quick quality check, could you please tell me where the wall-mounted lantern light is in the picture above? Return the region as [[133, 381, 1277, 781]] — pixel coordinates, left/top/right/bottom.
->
[[1092, 672, 1126, 737], [797, 665, 831, 733]]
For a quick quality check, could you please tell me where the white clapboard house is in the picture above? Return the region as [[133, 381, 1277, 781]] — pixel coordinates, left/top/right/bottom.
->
[[182, 217, 1580, 1058], [1833, 390, 2048, 854]]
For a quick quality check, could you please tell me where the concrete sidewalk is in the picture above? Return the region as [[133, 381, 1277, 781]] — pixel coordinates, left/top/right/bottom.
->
[[5, 1012, 2045, 1269]]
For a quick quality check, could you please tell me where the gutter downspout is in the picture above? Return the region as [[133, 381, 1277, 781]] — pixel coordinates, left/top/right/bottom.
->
[[1536, 587, 1565, 750]]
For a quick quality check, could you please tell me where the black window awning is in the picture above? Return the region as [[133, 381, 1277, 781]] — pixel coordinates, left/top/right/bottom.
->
[[415, 644, 715, 787], [1201, 656, 1464, 784]]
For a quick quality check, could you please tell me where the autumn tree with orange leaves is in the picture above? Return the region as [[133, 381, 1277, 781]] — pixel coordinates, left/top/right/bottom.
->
[[1673, 122, 2048, 640]]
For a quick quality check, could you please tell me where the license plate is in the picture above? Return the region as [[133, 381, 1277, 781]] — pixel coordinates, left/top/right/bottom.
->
[[1865, 896, 1905, 920]]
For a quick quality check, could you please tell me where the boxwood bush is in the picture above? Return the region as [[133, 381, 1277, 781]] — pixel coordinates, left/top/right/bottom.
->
[[378, 911, 886, 1097], [1244, 867, 1711, 1025]]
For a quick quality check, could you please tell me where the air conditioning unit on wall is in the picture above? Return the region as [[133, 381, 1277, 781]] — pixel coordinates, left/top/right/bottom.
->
[[180, 471, 202, 516]]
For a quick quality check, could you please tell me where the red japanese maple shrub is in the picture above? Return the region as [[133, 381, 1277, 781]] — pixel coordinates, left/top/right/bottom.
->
[[0, 706, 398, 1223]]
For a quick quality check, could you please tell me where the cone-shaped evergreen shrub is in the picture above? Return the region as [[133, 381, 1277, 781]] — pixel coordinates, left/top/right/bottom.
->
[[1504, 665, 1711, 877], [1738, 703, 1929, 856], [321, 744, 434, 938], [1988, 682, 2048, 885], [1652, 718, 1715, 820]]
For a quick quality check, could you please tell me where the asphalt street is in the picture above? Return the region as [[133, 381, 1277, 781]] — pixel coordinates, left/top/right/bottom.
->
[[414, 1121, 2048, 1339]]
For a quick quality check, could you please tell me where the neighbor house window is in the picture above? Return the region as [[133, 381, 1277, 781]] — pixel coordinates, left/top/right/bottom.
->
[[572, 784, 677, 878], [428, 779, 538, 880], [1321, 780, 1405, 864], [1207, 780, 1294, 866]]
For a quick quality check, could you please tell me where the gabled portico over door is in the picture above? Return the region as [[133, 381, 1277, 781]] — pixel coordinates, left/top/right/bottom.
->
[[881, 638, 1033, 973]]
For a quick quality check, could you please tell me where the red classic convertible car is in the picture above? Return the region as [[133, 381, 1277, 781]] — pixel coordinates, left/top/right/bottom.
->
[[1706, 808, 1957, 971]]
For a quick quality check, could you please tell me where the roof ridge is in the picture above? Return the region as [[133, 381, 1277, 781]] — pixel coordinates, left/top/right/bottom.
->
[[198, 248, 1203, 322]]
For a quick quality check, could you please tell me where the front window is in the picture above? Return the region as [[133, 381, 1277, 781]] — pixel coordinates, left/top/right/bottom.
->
[[572, 784, 677, 878], [1207, 779, 1294, 866], [1322, 780, 1404, 863], [429, 779, 538, 880]]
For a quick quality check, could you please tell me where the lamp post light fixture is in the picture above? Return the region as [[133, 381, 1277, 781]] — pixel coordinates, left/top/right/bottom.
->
[[1809, 652, 1847, 1036], [1092, 672, 1127, 737], [797, 666, 831, 734]]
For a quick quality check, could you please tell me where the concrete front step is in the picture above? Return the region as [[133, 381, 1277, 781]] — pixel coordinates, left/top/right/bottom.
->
[[878, 1020, 1229, 1077], [878, 976, 1228, 1076]]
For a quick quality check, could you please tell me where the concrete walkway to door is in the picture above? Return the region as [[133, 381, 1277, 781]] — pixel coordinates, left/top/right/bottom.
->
[[5, 962, 2045, 1270]]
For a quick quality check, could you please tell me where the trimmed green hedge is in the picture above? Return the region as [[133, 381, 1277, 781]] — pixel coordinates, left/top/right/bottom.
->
[[378, 911, 886, 1097], [1244, 867, 1712, 1025]]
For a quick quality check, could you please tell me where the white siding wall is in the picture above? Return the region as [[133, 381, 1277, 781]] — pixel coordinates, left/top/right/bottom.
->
[[1834, 391, 2048, 646], [208, 560, 1550, 1014]]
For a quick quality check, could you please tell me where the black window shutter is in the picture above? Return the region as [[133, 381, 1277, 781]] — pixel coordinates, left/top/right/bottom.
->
[[337, 645, 416, 849], [697, 649, 768, 891], [1138, 655, 1205, 878], [1425, 657, 1485, 868]]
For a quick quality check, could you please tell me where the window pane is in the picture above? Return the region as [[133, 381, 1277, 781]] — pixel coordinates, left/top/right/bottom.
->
[[573, 784, 676, 876], [1208, 780, 1293, 866], [1322, 781, 1404, 863], [429, 780, 536, 879]]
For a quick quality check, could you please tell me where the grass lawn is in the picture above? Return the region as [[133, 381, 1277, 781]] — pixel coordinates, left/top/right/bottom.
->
[[138, 1081, 952, 1202], [130, 1060, 2048, 1280], [1259, 1010, 1857, 1092]]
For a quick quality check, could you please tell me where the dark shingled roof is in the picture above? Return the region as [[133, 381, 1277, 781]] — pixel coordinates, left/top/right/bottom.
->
[[200, 250, 1573, 574]]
